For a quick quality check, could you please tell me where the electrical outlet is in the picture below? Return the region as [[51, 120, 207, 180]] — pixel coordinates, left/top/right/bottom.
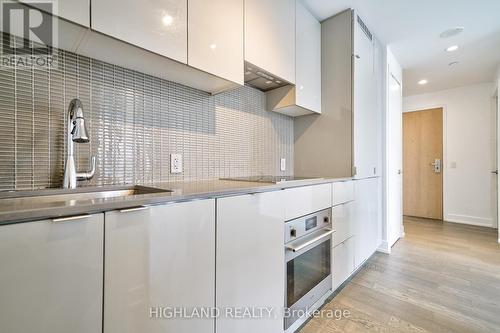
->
[[280, 158, 286, 171], [170, 154, 183, 173]]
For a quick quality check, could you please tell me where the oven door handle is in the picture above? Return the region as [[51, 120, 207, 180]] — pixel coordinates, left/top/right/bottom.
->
[[285, 229, 335, 253]]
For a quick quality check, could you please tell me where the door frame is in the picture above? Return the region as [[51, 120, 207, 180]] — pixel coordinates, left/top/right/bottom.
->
[[491, 88, 498, 231], [494, 86, 500, 243], [403, 105, 447, 221], [384, 72, 403, 250]]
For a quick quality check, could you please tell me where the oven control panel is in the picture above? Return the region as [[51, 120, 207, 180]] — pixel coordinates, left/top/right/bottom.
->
[[284, 208, 332, 243]]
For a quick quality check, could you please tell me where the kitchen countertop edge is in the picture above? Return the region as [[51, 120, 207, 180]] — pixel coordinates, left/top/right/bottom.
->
[[0, 177, 356, 225]]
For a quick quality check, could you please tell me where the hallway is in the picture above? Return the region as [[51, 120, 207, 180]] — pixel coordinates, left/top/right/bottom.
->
[[300, 217, 500, 333]]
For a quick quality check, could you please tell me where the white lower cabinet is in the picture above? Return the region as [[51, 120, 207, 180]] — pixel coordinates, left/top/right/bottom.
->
[[332, 237, 355, 290], [104, 200, 216, 333], [216, 191, 285, 333], [0, 214, 104, 333], [332, 201, 354, 247], [284, 183, 332, 220], [353, 177, 381, 267], [332, 181, 354, 206]]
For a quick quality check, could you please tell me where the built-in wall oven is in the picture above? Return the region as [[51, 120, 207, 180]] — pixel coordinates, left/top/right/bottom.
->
[[284, 208, 333, 330]]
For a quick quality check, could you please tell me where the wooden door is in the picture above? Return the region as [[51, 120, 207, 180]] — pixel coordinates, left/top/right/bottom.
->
[[403, 108, 443, 219]]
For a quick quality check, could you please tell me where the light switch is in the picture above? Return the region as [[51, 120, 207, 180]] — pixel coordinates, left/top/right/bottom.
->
[[450, 161, 457, 169], [280, 158, 286, 171], [170, 154, 183, 173]]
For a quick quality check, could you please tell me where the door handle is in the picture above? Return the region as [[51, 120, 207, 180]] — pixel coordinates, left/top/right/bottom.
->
[[52, 214, 90, 223], [492, 170, 498, 175], [119, 206, 149, 213], [430, 159, 441, 173]]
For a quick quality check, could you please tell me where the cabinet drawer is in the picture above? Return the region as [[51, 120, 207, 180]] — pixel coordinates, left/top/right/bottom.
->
[[332, 181, 354, 206], [332, 236, 355, 290], [332, 201, 354, 246], [284, 183, 332, 220]]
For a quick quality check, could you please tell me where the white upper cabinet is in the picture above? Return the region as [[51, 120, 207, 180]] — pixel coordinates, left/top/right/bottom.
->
[[19, 0, 90, 27], [188, 0, 244, 86], [295, 0, 321, 113], [56, 0, 90, 27], [244, 0, 295, 84], [267, 0, 321, 116], [91, 0, 188, 63]]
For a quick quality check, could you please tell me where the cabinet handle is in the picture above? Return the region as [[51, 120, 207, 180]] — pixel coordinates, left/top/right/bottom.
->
[[52, 214, 90, 223], [119, 206, 149, 213]]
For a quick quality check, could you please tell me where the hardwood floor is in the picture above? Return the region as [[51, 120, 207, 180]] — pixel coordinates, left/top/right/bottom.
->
[[299, 216, 500, 333]]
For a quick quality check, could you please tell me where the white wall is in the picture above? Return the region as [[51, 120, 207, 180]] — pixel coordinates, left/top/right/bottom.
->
[[404, 82, 496, 227]]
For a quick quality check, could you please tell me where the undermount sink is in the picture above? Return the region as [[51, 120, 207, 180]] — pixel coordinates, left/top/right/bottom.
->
[[0, 185, 172, 207]]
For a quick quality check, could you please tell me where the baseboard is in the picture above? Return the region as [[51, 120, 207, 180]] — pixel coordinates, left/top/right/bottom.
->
[[445, 214, 494, 228], [376, 241, 391, 254]]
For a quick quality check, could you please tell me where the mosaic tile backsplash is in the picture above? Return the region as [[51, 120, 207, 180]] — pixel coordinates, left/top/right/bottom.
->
[[0, 42, 293, 190]]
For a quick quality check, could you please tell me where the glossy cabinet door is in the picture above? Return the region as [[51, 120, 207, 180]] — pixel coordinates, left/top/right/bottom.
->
[[104, 200, 215, 333], [188, 0, 244, 86], [332, 201, 355, 247], [353, 15, 378, 178], [216, 191, 285, 333], [332, 181, 354, 206], [19, 0, 90, 27], [0, 214, 104, 333], [245, 0, 295, 83], [295, 0, 321, 113], [284, 183, 332, 221], [332, 237, 355, 290], [92, 0, 188, 63], [353, 177, 381, 267]]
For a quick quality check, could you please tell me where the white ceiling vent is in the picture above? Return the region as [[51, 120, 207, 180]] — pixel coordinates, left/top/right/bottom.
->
[[357, 15, 373, 41]]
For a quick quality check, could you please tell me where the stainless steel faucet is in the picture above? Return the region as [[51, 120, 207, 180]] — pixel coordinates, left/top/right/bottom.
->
[[63, 99, 96, 189]]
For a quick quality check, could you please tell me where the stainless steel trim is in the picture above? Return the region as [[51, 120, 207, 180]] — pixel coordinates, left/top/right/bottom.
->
[[284, 275, 332, 330], [119, 206, 149, 213], [52, 214, 91, 222], [286, 229, 335, 252]]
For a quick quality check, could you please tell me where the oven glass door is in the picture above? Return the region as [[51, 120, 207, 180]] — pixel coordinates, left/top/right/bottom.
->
[[287, 238, 331, 307]]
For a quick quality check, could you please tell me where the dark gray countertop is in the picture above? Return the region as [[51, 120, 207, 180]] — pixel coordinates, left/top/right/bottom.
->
[[0, 177, 353, 225]]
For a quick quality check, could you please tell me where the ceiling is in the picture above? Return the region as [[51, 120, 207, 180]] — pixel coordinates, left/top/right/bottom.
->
[[303, 0, 500, 96]]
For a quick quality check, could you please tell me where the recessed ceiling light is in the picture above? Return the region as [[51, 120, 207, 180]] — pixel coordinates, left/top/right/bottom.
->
[[446, 45, 459, 52], [418, 79, 428, 85], [449, 61, 459, 66], [440, 27, 464, 38]]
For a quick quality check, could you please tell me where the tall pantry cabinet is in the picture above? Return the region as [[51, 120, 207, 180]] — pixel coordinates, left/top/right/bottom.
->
[[294, 9, 382, 179]]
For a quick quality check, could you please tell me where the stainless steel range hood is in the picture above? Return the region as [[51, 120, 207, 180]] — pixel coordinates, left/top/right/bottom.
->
[[244, 61, 292, 92]]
